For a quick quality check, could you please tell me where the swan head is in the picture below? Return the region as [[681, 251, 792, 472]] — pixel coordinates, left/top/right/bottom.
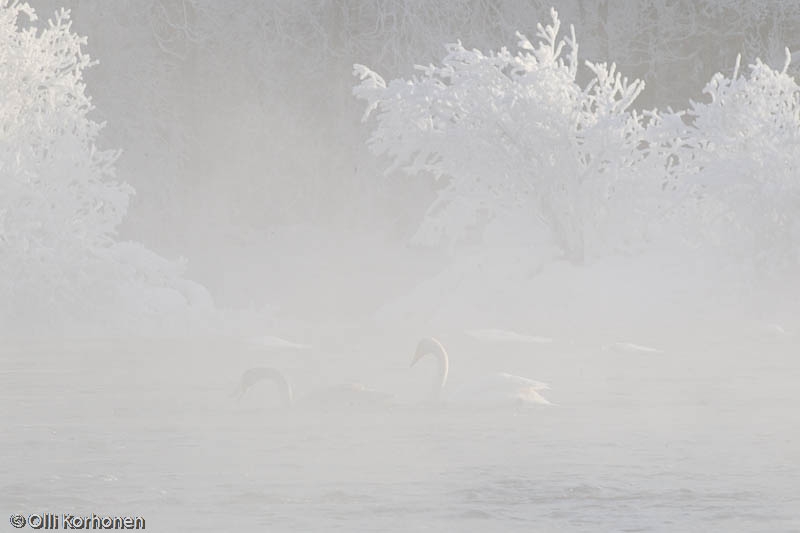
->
[[411, 337, 443, 367]]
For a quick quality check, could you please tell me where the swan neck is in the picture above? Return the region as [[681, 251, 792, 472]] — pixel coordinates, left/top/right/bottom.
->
[[431, 339, 449, 396], [282, 379, 294, 406], [268, 370, 294, 406]]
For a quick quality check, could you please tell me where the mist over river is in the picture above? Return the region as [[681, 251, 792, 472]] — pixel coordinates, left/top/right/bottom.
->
[[3, 336, 797, 532]]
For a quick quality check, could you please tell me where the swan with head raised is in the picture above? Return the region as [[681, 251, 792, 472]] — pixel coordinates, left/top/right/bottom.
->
[[411, 337, 553, 407]]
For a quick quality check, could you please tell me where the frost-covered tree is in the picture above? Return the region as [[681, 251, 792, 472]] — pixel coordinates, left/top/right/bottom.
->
[[683, 52, 800, 274], [354, 9, 678, 263], [0, 2, 212, 335]]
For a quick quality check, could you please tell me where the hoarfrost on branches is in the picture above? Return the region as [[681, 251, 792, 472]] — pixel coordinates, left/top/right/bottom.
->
[[354, 6, 800, 279], [684, 50, 800, 274], [354, 9, 671, 264], [0, 2, 212, 336]]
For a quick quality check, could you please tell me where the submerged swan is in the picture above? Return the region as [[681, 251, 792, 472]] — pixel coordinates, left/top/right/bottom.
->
[[234, 367, 394, 409], [411, 337, 553, 407], [235, 367, 294, 405]]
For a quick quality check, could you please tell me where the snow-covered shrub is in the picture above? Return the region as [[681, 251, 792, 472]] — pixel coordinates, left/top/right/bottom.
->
[[0, 2, 212, 335], [683, 52, 800, 274], [354, 9, 675, 264]]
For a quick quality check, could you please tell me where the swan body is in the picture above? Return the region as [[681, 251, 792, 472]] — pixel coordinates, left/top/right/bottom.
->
[[602, 341, 663, 354], [246, 335, 311, 350], [447, 372, 552, 407], [300, 382, 394, 408], [411, 337, 553, 407], [235, 367, 393, 409], [465, 328, 553, 344]]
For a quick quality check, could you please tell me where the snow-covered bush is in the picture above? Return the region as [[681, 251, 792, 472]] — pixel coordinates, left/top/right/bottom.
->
[[354, 9, 677, 264], [0, 2, 212, 335], [682, 52, 800, 274]]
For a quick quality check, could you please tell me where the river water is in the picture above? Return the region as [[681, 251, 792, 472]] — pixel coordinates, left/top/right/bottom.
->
[[2, 336, 798, 531]]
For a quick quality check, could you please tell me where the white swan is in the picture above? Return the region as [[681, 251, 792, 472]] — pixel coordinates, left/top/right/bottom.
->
[[465, 328, 553, 344], [245, 335, 312, 351], [234, 367, 394, 409], [601, 341, 663, 354], [234, 367, 294, 405], [411, 337, 553, 407]]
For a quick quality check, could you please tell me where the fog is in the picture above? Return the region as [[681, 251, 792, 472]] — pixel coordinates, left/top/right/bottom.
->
[[2, 1, 799, 531]]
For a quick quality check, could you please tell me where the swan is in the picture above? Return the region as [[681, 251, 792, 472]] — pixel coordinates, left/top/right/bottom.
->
[[245, 335, 312, 351], [465, 328, 553, 344], [601, 341, 663, 354], [234, 367, 294, 405], [234, 366, 394, 409], [411, 337, 553, 407]]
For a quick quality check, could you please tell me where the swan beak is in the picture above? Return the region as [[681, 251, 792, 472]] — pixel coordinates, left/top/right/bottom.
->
[[230, 385, 245, 401], [410, 349, 426, 368]]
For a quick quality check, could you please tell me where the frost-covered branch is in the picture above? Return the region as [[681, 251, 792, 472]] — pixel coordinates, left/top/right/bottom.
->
[[0, 2, 213, 335], [354, 9, 663, 263]]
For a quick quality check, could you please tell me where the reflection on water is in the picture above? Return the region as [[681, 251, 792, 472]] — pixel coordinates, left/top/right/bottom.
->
[[1, 339, 798, 532]]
